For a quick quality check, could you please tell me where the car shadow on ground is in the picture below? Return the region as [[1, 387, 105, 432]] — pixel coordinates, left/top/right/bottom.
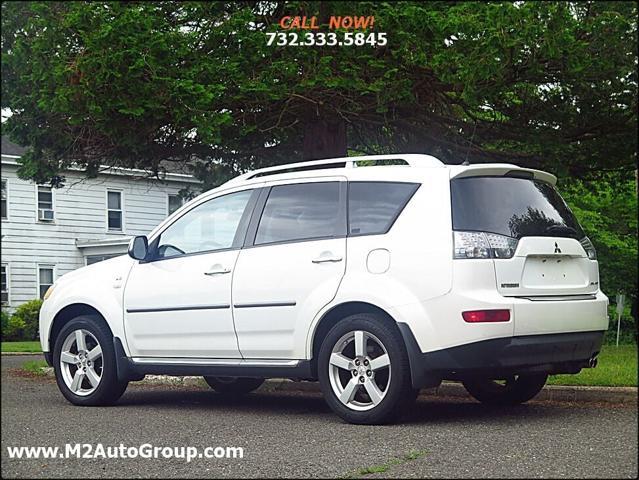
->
[[113, 384, 572, 426]]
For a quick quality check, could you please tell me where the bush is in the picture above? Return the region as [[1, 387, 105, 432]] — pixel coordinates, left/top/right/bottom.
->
[[10, 299, 43, 341], [605, 304, 638, 345], [2, 315, 26, 341], [1, 310, 24, 341], [1, 309, 9, 333]]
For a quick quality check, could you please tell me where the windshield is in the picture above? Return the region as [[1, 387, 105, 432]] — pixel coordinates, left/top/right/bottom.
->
[[451, 176, 585, 239]]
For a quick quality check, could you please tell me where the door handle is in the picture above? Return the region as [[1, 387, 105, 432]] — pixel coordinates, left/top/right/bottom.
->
[[312, 253, 343, 264], [204, 266, 231, 276]]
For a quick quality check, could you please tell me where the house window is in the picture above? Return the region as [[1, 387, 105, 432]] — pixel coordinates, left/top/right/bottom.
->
[[38, 266, 55, 300], [168, 194, 184, 216], [37, 185, 54, 221], [86, 254, 119, 265], [1, 265, 8, 304], [1, 179, 7, 219], [107, 190, 123, 231]]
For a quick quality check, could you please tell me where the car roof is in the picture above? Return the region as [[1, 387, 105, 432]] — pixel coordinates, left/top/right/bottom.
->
[[148, 154, 556, 239], [221, 154, 556, 189]]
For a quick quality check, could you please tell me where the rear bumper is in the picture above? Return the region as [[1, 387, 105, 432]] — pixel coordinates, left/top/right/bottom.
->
[[398, 325, 605, 389], [391, 258, 609, 355]]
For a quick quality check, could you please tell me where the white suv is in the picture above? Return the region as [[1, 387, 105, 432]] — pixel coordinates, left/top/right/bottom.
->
[[39, 155, 608, 424]]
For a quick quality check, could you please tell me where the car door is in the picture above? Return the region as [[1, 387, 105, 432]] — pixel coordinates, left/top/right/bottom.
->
[[123, 188, 258, 358], [232, 178, 347, 359]]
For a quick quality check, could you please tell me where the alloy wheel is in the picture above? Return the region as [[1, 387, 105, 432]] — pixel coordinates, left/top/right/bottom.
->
[[328, 330, 391, 411], [59, 329, 103, 396]]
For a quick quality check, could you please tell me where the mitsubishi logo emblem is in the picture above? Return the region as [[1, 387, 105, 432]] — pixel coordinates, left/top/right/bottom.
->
[[554, 242, 562, 254]]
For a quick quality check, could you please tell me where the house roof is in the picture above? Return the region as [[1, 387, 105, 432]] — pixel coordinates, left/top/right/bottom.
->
[[75, 237, 132, 249], [1, 135, 27, 157], [0, 135, 200, 184]]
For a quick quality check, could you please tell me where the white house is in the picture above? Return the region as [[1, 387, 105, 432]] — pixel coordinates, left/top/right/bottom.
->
[[1, 136, 201, 310]]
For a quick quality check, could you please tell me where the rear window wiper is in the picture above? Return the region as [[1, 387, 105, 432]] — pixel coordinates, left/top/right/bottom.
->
[[544, 225, 578, 238]]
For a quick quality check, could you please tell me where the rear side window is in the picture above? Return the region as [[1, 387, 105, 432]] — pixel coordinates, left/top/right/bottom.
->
[[451, 176, 585, 239], [255, 182, 340, 245], [348, 182, 419, 236]]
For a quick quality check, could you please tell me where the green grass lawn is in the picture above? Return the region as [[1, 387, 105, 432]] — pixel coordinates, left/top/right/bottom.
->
[[548, 344, 637, 387], [1, 341, 42, 353], [21, 359, 49, 376]]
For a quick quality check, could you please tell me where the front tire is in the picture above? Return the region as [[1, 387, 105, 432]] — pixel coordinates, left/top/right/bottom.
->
[[318, 313, 414, 425], [462, 374, 548, 405], [204, 377, 264, 395], [53, 316, 128, 406]]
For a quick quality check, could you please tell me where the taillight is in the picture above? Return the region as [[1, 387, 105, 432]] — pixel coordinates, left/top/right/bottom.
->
[[462, 309, 511, 323], [579, 236, 597, 260], [453, 231, 518, 259]]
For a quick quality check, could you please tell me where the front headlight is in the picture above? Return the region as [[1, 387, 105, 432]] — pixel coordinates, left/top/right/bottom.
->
[[43, 284, 56, 301]]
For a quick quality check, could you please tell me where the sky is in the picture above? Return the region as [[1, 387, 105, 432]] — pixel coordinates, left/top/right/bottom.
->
[[1, 108, 12, 123]]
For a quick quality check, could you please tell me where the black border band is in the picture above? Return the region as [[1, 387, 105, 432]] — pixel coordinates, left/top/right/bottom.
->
[[233, 302, 297, 309], [127, 304, 230, 313]]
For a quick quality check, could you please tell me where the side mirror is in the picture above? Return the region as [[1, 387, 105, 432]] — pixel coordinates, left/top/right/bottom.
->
[[128, 235, 148, 261]]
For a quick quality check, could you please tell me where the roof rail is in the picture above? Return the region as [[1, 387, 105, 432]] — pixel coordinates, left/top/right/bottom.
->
[[226, 154, 444, 185]]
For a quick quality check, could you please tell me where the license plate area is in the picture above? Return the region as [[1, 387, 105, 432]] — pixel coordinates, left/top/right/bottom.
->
[[522, 256, 588, 288]]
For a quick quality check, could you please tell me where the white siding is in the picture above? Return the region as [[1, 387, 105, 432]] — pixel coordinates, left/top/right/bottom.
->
[[1, 161, 199, 309]]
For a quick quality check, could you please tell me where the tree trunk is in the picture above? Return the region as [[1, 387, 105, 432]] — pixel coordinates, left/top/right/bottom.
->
[[302, 118, 347, 160]]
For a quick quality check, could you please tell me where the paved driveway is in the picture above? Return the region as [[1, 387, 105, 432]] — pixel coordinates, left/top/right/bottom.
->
[[1, 355, 637, 478]]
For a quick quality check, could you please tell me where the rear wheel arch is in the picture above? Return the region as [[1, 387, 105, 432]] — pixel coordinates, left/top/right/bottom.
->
[[310, 302, 403, 378], [49, 304, 112, 352]]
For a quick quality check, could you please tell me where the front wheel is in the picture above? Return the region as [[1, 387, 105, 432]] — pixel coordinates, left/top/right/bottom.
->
[[462, 374, 548, 405], [318, 313, 415, 425], [53, 316, 128, 406], [204, 377, 264, 395]]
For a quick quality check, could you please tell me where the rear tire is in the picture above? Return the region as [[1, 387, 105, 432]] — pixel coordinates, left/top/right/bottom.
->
[[462, 374, 548, 405], [53, 316, 128, 406], [204, 377, 264, 395], [318, 313, 414, 425]]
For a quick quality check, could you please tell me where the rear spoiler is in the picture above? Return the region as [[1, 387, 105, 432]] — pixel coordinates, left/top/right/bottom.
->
[[449, 164, 557, 186]]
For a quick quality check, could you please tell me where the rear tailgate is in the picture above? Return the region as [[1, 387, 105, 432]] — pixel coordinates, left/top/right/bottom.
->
[[495, 236, 598, 297], [451, 167, 604, 333]]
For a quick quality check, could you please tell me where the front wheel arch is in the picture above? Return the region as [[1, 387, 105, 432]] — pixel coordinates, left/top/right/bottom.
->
[[49, 303, 110, 353]]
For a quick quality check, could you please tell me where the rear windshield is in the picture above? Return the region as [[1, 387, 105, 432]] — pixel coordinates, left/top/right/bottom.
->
[[451, 176, 584, 239]]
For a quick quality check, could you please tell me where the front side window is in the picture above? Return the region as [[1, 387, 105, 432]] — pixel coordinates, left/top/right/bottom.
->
[[37, 185, 54, 221], [1, 179, 7, 219], [156, 189, 253, 259], [255, 182, 340, 245], [348, 182, 419, 236], [107, 191, 123, 231], [1, 264, 8, 304], [38, 266, 54, 300]]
